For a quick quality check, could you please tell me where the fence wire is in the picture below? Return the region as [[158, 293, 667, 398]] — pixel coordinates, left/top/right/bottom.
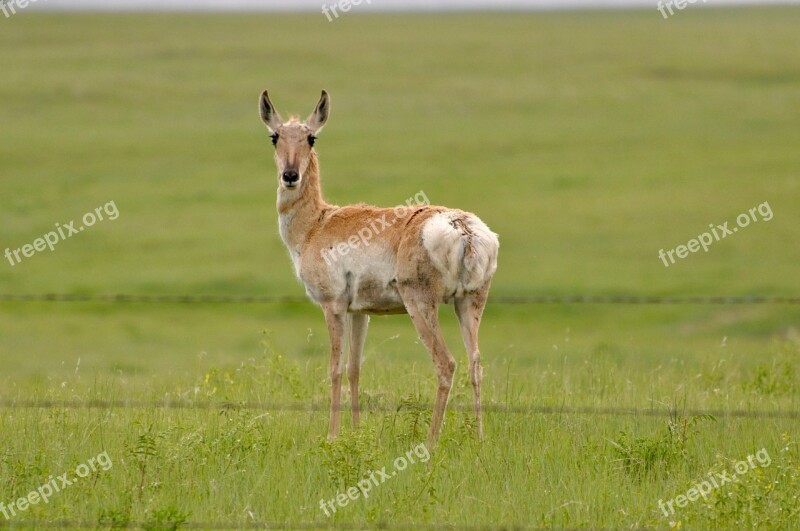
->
[[1, 293, 799, 304], [0, 521, 548, 530], [1, 292, 795, 530], [0, 399, 797, 419]]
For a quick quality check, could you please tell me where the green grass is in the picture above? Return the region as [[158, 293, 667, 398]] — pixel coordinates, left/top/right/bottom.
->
[[1, 8, 799, 529]]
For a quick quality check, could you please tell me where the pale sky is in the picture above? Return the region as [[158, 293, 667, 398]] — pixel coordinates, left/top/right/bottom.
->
[[29, 0, 800, 11]]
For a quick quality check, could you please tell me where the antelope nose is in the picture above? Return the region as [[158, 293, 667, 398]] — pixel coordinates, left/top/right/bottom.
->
[[282, 170, 299, 184]]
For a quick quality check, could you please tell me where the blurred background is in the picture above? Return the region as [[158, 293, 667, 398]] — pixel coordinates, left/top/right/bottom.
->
[[2, 0, 799, 371], [25, 0, 800, 9]]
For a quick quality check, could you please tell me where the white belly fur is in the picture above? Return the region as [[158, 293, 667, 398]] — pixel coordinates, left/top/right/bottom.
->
[[304, 242, 405, 313]]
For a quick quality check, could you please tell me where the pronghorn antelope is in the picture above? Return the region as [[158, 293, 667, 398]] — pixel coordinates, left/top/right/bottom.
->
[[258, 90, 499, 445]]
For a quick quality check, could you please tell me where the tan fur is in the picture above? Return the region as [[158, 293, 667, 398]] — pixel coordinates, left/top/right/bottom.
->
[[259, 90, 499, 445]]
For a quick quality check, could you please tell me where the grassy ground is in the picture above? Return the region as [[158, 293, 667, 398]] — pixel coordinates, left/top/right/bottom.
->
[[1, 8, 799, 529]]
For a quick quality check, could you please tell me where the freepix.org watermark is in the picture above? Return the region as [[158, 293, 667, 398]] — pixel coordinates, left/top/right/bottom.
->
[[657, 0, 708, 20], [320, 191, 429, 266], [0, 451, 113, 520], [4, 200, 119, 267], [658, 201, 773, 268], [657, 447, 771, 517], [321, 0, 371, 22], [319, 443, 430, 517], [0, 0, 41, 19]]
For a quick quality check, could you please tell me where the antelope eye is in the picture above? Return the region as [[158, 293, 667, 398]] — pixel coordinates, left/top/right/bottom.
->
[[271, 133, 279, 146], [308, 135, 317, 147]]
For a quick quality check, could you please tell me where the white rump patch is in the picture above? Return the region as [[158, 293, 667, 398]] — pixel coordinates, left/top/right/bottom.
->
[[421, 211, 499, 298]]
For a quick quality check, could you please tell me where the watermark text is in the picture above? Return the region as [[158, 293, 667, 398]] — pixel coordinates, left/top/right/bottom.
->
[[658, 201, 772, 268], [5, 200, 120, 267], [658, 447, 771, 517], [0, 451, 113, 520], [319, 443, 429, 516]]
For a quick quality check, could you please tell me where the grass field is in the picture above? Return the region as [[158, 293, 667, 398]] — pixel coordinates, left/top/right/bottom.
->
[[1, 7, 799, 529]]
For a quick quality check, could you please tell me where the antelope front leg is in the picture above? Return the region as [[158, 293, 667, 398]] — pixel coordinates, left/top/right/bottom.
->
[[348, 314, 369, 428], [322, 303, 347, 439]]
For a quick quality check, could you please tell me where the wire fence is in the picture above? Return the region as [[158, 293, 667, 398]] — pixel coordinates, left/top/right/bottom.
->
[[1, 292, 797, 530], [1, 291, 796, 422], [0, 399, 797, 419], [1, 293, 799, 304], [1, 291, 797, 419], [0, 521, 547, 530]]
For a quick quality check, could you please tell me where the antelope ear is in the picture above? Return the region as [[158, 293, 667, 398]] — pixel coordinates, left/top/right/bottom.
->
[[259, 90, 283, 131], [306, 90, 330, 134]]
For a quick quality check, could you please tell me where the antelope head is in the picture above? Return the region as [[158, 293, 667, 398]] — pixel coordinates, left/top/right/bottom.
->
[[259, 90, 329, 192]]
